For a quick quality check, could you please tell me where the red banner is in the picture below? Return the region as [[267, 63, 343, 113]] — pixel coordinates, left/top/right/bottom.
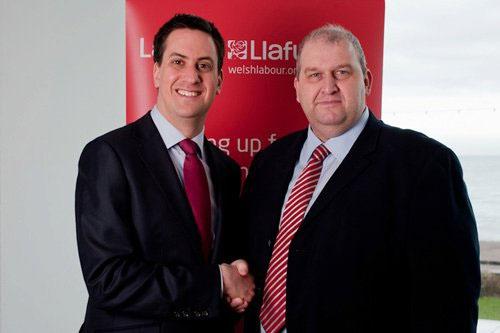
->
[[126, 0, 385, 176]]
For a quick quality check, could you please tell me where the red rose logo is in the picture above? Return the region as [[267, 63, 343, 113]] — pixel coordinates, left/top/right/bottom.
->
[[228, 40, 248, 60]]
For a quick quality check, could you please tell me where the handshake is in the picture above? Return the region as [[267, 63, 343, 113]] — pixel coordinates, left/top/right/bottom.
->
[[219, 259, 255, 313]]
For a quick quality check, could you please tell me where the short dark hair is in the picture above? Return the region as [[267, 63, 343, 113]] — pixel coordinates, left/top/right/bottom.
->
[[153, 14, 225, 73]]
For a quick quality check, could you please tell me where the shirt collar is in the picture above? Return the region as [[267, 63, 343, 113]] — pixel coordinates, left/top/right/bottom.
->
[[302, 107, 369, 161], [151, 106, 206, 157]]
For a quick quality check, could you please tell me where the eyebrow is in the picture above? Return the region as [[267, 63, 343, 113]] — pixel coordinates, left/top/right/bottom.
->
[[168, 52, 214, 63], [303, 67, 319, 73], [303, 64, 353, 73], [168, 52, 187, 59], [334, 64, 353, 70]]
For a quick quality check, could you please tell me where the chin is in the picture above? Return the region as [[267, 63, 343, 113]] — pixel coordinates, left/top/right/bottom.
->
[[320, 114, 348, 126], [178, 109, 209, 119]]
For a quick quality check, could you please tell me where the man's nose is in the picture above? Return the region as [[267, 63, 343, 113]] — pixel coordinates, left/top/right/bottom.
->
[[182, 65, 202, 83], [322, 74, 338, 94]]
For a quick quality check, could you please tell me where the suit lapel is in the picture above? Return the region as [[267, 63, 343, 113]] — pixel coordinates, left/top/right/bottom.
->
[[265, 131, 307, 245], [132, 112, 203, 258], [301, 112, 382, 227], [203, 140, 225, 263]]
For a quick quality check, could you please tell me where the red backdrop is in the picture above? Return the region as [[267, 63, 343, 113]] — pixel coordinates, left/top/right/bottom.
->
[[126, 0, 385, 176]]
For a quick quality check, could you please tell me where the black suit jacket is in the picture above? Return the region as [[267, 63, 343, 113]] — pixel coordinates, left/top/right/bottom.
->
[[242, 112, 480, 333], [76, 112, 241, 332]]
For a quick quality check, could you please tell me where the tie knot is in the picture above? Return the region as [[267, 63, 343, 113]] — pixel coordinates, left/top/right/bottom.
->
[[311, 144, 330, 162], [179, 139, 200, 156]]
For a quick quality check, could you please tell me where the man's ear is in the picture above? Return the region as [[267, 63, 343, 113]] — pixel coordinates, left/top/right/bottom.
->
[[216, 72, 223, 95], [294, 77, 300, 103], [364, 69, 373, 95], [153, 62, 161, 88]]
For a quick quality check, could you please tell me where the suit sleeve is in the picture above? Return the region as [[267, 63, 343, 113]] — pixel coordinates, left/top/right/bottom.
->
[[220, 160, 244, 264], [407, 146, 480, 332], [75, 139, 222, 319], [239, 151, 263, 262]]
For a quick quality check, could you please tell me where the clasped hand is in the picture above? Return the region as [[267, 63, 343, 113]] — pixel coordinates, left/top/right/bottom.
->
[[220, 259, 255, 313]]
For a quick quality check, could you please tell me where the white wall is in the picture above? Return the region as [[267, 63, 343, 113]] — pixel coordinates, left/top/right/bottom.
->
[[0, 1, 125, 331]]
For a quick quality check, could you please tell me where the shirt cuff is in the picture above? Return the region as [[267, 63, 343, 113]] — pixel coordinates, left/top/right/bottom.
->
[[218, 265, 224, 298]]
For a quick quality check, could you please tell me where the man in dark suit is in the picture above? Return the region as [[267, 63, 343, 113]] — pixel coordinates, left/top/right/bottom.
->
[[76, 14, 254, 333], [242, 24, 480, 333]]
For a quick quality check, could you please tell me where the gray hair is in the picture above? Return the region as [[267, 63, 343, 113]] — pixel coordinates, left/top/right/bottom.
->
[[295, 24, 368, 78]]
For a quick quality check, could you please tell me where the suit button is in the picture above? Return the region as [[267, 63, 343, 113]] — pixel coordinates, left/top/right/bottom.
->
[[173, 311, 180, 319], [182, 310, 189, 318], [267, 240, 271, 247], [194, 311, 201, 318], [202, 310, 209, 317]]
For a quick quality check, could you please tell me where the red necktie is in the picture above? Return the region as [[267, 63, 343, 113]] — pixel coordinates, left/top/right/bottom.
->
[[179, 139, 212, 262], [260, 144, 330, 333]]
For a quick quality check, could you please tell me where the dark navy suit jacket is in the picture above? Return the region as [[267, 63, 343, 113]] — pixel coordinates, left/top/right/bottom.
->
[[76, 112, 241, 332], [242, 112, 480, 333]]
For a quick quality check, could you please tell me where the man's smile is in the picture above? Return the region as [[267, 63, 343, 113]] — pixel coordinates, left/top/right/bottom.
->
[[175, 89, 202, 97]]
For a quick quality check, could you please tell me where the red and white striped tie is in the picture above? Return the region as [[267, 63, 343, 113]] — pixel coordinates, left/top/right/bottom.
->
[[260, 144, 330, 333]]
